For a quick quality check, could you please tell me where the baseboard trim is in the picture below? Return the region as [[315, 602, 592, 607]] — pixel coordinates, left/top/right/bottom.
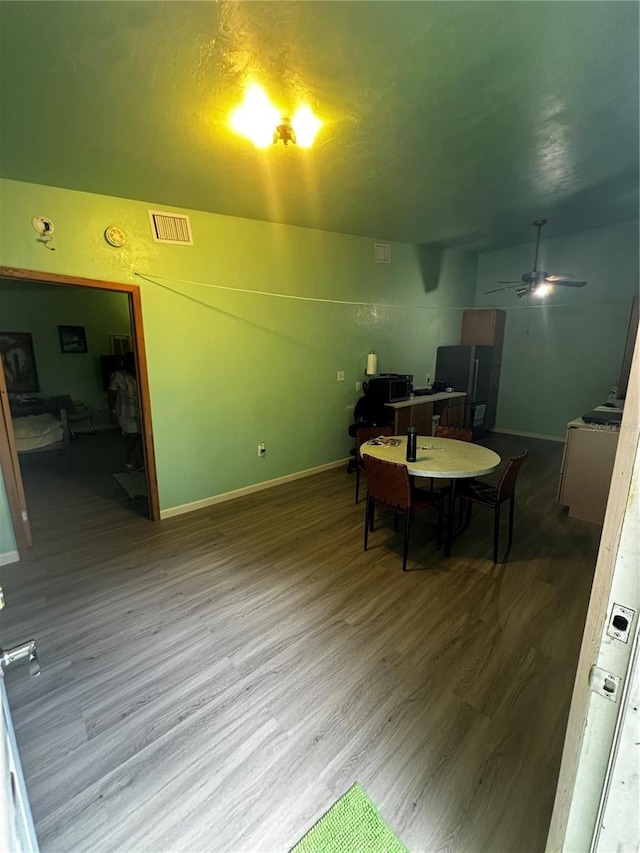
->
[[0, 550, 20, 567], [491, 428, 565, 443], [160, 458, 350, 519]]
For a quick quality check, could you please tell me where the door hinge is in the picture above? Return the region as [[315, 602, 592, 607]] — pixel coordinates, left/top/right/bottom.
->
[[21, 511, 28, 522]]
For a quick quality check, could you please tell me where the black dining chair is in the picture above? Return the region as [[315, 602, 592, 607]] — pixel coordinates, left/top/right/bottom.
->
[[453, 450, 528, 563], [363, 455, 438, 571], [354, 425, 394, 504]]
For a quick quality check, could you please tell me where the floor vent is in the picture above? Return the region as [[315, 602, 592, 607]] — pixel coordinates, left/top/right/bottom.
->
[[374, 243, 391, 263], [148, 210, 193, 245]]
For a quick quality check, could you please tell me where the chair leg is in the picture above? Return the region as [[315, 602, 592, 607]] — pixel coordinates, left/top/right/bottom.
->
[[493, 502, 501, 563], [402, 512, 412, 571], [369, 497, 376, 532], [355, 466, 361, 504]]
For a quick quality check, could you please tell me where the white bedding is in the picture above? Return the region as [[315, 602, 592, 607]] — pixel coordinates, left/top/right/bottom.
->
[[13, 414, 64, 452]]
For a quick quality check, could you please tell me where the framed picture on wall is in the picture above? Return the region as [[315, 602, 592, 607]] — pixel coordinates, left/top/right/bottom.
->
[[0, 331, 40, 393], [59, 325, 88, 354], [110, 333, 132, 355]]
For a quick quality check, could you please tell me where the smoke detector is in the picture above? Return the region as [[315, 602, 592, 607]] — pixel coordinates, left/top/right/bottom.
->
[[104, 225, 126, 247]]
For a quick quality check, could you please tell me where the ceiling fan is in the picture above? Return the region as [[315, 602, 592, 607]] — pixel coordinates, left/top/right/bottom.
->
[[486, 219, 587, 298]]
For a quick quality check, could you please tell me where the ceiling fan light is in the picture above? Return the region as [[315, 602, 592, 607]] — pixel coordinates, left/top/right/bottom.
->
[[534, 283, 551, 297], [291, 105, 322, 148], [230, 83, 281, 148]]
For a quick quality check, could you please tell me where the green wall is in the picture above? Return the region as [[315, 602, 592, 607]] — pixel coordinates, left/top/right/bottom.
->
[[0, 280, 130, 423], [0, 178, 477, 535], [474, 220, 639, 438]]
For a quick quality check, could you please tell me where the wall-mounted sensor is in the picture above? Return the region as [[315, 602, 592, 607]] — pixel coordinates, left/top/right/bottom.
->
[[104, 225, 126, 247], [31, 216, 55, 250]]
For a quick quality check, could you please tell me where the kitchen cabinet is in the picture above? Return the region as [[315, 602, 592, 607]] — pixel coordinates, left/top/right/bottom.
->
[[558, 417, 620, 525], [461, 308, 506, 364], [385, 392, 466, 435], [460, 309, 506, 430]]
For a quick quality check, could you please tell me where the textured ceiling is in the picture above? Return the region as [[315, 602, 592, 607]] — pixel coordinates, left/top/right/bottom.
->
[[0, 1, 638, 251]]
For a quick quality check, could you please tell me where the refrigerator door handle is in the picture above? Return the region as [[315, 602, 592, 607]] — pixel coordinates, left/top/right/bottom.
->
[[472, 358, 479, 401]]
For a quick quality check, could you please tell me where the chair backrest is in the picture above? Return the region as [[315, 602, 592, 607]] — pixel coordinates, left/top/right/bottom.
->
[[363, 455, 411, 510], [356, 425, 393, 445], [496, 450, 528, 501], [435, 425, 473, 442]]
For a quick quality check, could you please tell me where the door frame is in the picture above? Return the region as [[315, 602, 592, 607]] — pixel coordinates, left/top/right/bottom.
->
[[546, 325, 640, 850], [0, 266, 160, 548]]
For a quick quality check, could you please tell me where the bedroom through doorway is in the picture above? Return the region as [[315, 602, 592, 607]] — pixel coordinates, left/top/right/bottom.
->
[[0, 268, 159, 560]]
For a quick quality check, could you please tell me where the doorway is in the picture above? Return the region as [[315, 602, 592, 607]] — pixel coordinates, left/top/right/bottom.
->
[[0, 267, 160, 559]]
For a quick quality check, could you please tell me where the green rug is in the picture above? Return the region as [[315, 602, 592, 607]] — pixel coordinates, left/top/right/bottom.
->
[[291, 783, 407, 853]]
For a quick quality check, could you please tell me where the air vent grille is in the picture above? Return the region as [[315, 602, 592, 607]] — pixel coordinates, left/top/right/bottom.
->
[[148, 210, 193, 245], [374, 243, 391, 263]]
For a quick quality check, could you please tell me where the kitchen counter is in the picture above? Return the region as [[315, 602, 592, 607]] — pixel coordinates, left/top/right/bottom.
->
[[384, 391, 467, 434], [558, 408, 622, 525], [385, 391, 466, 409]]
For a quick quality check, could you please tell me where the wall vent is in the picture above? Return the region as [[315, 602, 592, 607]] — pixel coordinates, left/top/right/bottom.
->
[[374, 243, 391, 263], [148, 210, 193, 245]]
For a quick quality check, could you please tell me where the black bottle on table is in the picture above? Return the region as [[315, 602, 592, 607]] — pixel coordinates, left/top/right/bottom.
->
[[406, 426, 417, 462]]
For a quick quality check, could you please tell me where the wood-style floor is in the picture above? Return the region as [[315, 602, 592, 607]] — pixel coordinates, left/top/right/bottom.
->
[[0, 432, 601, 853]]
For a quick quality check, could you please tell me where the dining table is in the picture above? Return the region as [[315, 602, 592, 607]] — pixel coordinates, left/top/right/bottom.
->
[[361, 434, 502, 557]]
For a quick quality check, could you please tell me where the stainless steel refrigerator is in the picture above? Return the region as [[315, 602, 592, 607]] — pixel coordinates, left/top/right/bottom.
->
[[435, 345, 494, 438]]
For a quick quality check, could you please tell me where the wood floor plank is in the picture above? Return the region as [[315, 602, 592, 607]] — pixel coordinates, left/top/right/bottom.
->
[[0, 432, 601, 852]]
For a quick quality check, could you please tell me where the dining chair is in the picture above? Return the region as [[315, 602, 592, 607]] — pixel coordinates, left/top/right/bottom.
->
[[434, 425, 473, 442], [363, 455, 437, 571], [454, 449, 528, 563], [354, 425, 394, 504]]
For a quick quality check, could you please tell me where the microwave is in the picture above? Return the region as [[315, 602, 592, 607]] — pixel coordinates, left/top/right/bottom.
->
[[364, 375, 413, 403]]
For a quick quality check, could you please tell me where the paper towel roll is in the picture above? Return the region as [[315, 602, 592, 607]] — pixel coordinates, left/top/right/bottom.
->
[[366, 352, 378, 375]]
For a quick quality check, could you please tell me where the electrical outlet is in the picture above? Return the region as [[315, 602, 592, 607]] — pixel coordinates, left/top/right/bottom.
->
[[258, 443, 266, 457], [426, 374, 431, 386], [337, 370, 345, 381], [355, 381, 362, 391]]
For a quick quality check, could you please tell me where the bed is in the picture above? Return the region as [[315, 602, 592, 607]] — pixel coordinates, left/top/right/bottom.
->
[[10, 395, 72, 462]]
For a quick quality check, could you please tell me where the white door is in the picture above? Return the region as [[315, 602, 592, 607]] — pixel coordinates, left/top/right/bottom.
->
[[547, 328, 640, 851], [0, 674, 39, 852]]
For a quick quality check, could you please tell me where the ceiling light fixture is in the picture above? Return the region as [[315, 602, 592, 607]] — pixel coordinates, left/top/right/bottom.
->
[[230, 84, 321, 149]]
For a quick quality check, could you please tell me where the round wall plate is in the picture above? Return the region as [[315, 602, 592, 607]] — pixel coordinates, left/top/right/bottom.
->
[[32, 216, 54, 236], [105, 225, 126, 247]]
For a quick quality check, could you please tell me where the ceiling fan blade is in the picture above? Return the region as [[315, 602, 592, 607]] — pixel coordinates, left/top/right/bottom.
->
[[486, 284, 522, 294], [552, 279, 587, 288], [544, 274, 574, 281], [497, 280, 522, 284]]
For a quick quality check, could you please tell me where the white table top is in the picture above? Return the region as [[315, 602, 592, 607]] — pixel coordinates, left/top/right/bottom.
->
[[361, 434, 501, 480], [384, 391, 466, 410]]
